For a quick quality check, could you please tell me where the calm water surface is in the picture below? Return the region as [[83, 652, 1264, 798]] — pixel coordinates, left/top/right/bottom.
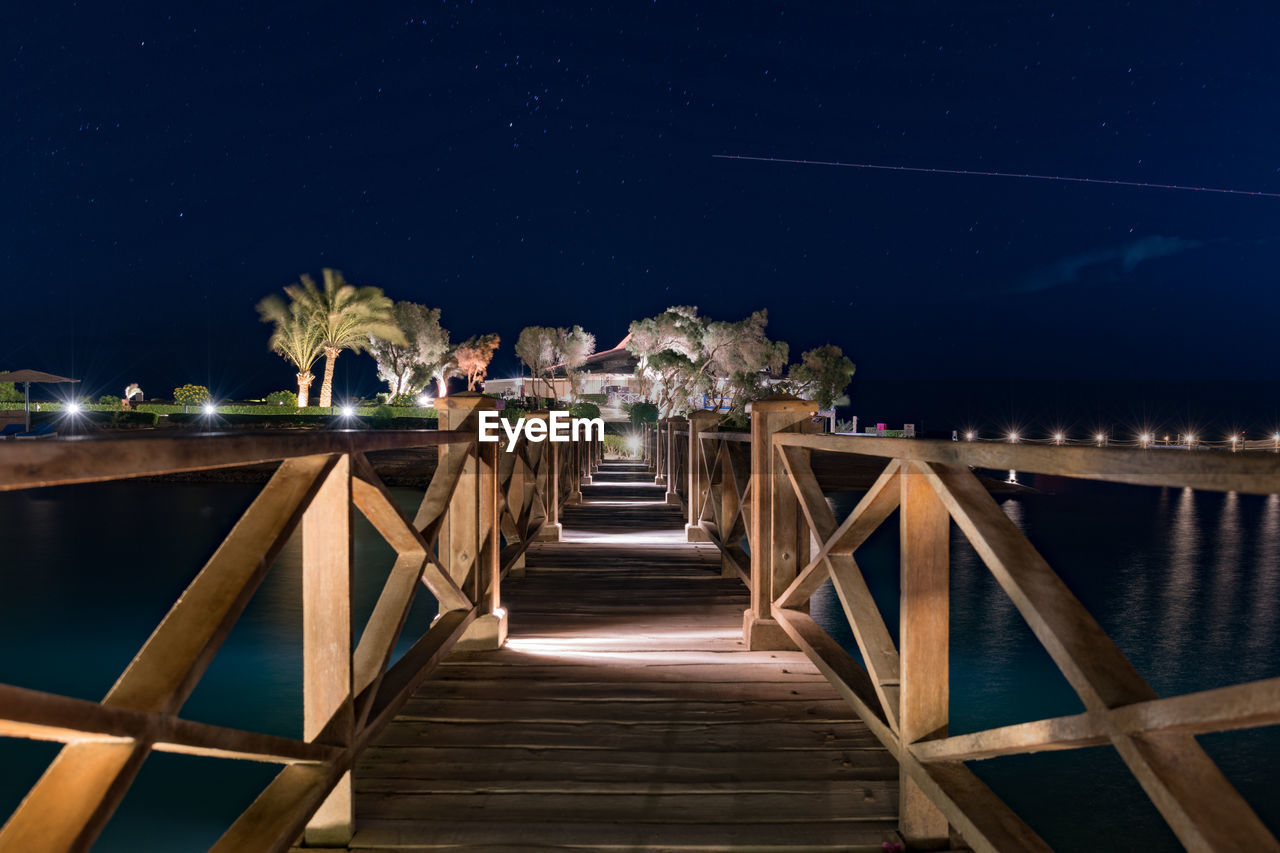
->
[[816, 475, 1280, 850], [0, 482, 436, 852], [1, 477, 1277, 850]]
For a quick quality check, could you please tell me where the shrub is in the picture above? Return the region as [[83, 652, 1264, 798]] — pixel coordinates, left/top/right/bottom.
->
[[265, 390, 297, 407], [501, 405, 529, 423], [387, 393, 417, 407], [371, 404, 395, 421], [173, 384, 211, 406], [569, 401, 601, 420], [579, 393, 607, 405], [628, 401, 659, 425], [0, 381, 22, 402], [99, 394, 122, 406], [603, 434, 634, 457], [111, 411, 159, 427]]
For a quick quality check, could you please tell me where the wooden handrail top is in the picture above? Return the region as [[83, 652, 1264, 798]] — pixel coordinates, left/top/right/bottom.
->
[[0, 429, 475, 493], [773, 433, 1280, 494], [699, 431, 751, 443]]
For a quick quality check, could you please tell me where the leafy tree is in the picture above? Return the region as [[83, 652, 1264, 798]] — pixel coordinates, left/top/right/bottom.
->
[[256, 294, 325, 406], [369, 302, 451, 398], [0, 381, 23, 403], [281, 268, 404, 408], [515, 325, 597, 403], [454, 333, 500, 391], [515, 326, 559, 401], [626, 306, 787, 416], [265, 390, 298, 407], [558, 325, 596, 399], [788, 345, 856, 411], [173, 384, 211, 406]]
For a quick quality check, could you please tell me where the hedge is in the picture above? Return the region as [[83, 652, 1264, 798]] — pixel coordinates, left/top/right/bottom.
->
[[168, 413, 438, 428], [31, 411, 159, 427], [0, 401, 438, 418]]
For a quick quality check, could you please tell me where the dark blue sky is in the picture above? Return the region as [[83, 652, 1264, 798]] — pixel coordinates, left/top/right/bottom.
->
[[5, 2, 1279, 402]]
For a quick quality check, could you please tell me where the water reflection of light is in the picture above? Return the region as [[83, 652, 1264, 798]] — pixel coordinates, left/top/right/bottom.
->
[[1001, 499, 1024, 530], [1247, 494, 1280, 656], [1206, 491, 1243, 661], [1159, 487, 1202, 672], [1006, 469, 1018, 484]]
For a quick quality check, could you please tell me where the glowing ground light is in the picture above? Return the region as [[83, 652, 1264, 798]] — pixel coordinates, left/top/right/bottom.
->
[[1008, 432, 1018, 443], [65, 402, 81, 415], [1054, 433, 1064, 444], [966, 431, 975, 441], [203, 403, 217, 415], [625, 435, 642, 454], [1141, 434, 1152, 446], [341, 405, 356, 417], [417, 395, 433, 407]]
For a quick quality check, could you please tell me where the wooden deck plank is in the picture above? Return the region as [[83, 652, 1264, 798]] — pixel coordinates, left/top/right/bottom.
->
[[348, 820, 897, 851], [354, 460, 898, 850], [358, 747, 892, 782]]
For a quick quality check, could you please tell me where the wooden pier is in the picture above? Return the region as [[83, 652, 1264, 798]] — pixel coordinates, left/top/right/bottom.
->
[[3, 392, 1280, 852], [349, 460, 900, 850]]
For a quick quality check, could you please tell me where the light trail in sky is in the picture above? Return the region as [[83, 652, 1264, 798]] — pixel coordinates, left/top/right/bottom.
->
[[713, 154, 1280, 199]]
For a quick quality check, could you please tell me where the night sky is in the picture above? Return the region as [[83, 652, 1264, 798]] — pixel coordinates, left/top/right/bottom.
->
[[6, 3, 1280, 415]]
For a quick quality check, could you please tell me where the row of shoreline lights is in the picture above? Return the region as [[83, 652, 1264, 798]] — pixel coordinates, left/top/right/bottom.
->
[[56, 396, 437, 421], [963, 430, 1280, 448]]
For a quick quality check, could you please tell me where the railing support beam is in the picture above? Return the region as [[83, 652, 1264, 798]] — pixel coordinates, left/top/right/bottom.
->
[[685, 411, 719, 542], [654, 420, 667, 485], [665, 417, 685, 506], [437, 393, 507, 651], [302, 454, 354, 846], [899, 460, 951, 848], [744, 394, 814, 650]]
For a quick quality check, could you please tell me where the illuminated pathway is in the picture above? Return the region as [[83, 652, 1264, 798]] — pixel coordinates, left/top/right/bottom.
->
[[348, 459, 902, 851]]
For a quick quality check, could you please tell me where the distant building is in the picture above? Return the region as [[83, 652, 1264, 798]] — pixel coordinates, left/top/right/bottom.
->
[[484, 335, 641, 418], [484, 333, 791, 420]]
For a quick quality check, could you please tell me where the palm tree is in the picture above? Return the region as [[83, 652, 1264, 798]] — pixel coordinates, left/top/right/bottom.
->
[[285, 269, 404, 408], [256, 295, 324, 406]]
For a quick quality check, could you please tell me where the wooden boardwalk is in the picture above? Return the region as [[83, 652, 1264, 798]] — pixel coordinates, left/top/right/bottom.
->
[[349, 460, 900, 851]]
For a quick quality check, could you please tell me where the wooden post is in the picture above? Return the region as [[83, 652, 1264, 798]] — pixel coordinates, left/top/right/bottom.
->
[[303, 453, 354, 846], [685, 410, 719, 542], [566, 430, 584, 505], [744, 394, 814, 650], [719, 440, 740, 578], [582, 431, 594, 484], [436, 392, 507, 651], [654, 419, 667, 485], [522, 411, 561, 542], [665, 416, 685, 507], [899, 459, 950, 848], [536, 425, 562, 541]]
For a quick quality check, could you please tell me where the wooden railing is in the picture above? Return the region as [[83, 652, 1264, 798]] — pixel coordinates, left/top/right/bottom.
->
[[0, 393, 598, 853], [656, 397, 1280, 852]]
